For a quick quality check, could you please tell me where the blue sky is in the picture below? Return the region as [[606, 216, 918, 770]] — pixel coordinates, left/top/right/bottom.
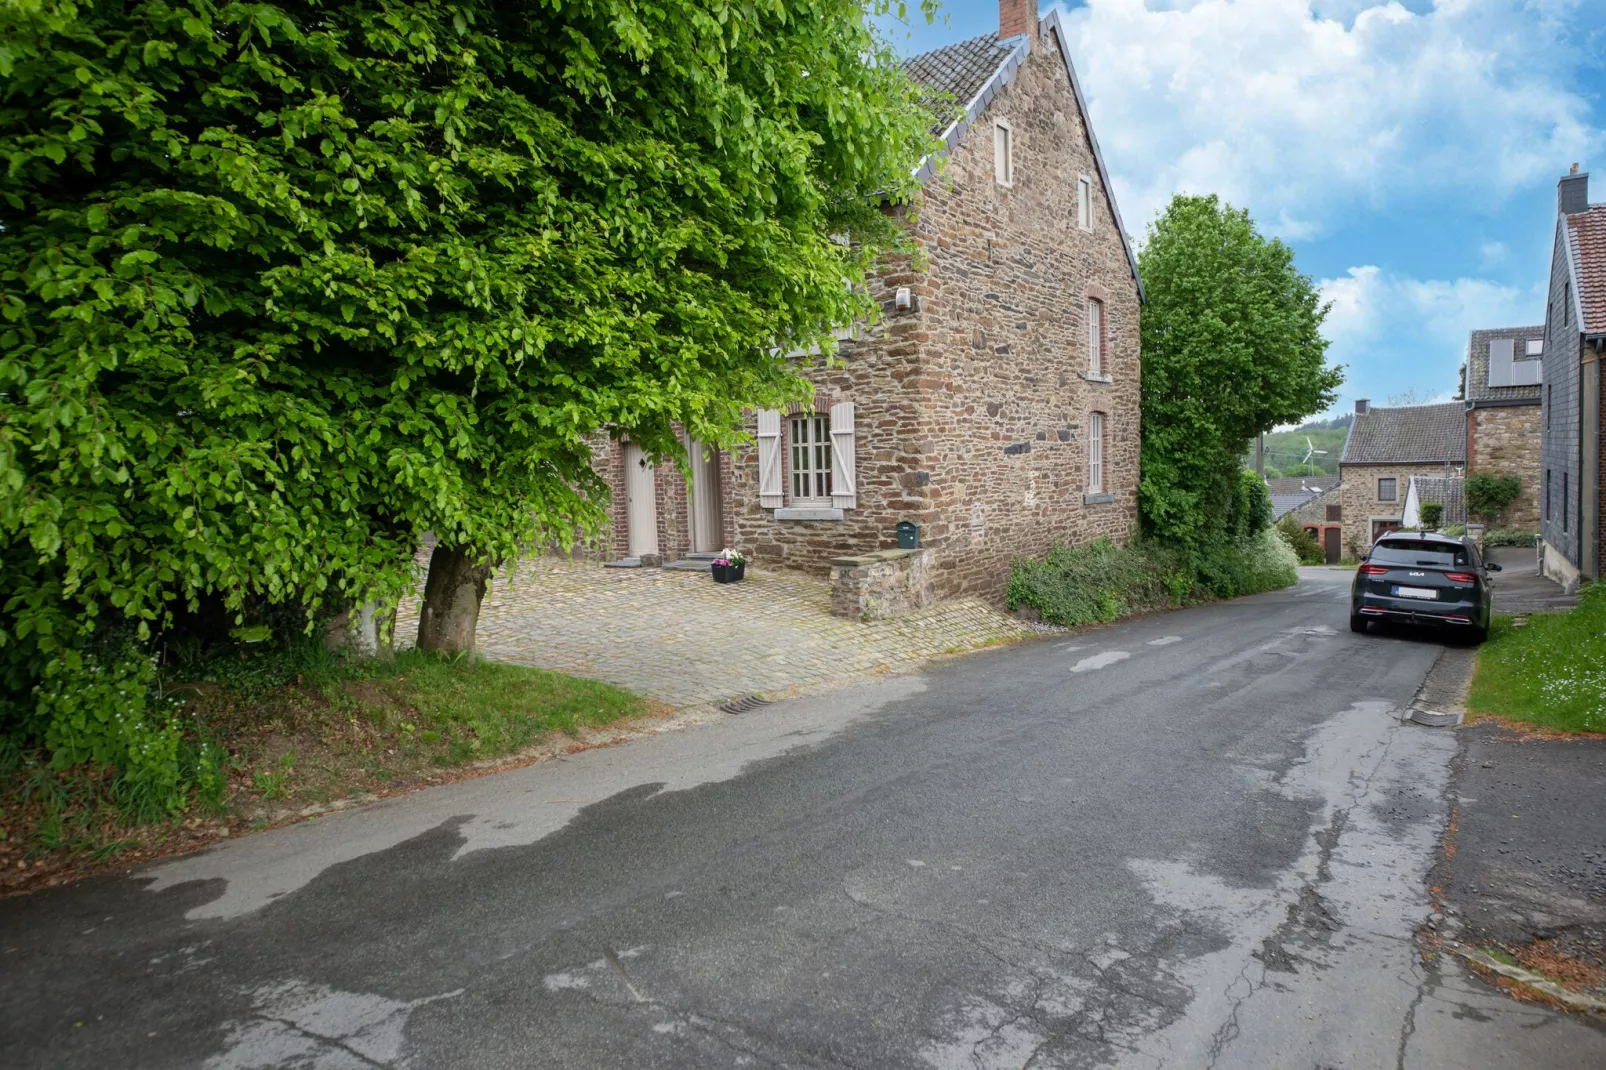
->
[[877, 1, 1606, 420]]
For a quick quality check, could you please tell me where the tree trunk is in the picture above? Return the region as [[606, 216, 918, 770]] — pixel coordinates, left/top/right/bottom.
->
[[417, 545, 491, 661]]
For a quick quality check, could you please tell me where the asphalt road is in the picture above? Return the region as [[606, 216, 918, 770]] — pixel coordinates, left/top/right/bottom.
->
[[4, 568, 1605, 1068]]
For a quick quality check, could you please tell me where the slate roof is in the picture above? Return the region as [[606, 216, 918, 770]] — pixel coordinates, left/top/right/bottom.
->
[[1265, 476, 1339, 497], [1271, 492, 1315, 520], [1564, 205, 1606, 336], [904, 33, 1018, 137], [1340, 403, 1467, 465], [1465, 325, 1542, 404], [1409, 476, 1466, 527]]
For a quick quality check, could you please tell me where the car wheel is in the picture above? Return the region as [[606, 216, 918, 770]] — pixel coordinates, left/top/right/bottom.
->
[[1468, 624, 1488, 645], [1349, 613, 1368, 634]]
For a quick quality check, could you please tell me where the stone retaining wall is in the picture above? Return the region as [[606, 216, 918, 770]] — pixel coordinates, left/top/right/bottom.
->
[[830, 548, 936, 620]]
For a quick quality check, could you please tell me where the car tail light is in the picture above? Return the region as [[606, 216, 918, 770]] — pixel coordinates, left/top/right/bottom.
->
[[1444, 572, 1476, 583], [1359, 564, 1391, 576]]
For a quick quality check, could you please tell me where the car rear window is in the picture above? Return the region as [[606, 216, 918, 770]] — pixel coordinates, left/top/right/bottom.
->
[[1370, 540, 1468, 567]]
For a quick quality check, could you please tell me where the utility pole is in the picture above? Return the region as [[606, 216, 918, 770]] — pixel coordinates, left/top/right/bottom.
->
[[1254, 433, 1264, 477]]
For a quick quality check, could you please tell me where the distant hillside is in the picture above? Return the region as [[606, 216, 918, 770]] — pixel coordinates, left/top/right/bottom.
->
[[1248, 424, 1348, 477]]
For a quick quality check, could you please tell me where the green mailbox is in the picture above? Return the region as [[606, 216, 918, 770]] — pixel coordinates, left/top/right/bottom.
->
[[896, 521, 919, 549]]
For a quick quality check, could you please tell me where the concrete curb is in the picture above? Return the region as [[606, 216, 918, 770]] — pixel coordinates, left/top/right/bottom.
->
[[1451, 942, 1606, 1014], [1405, 646, 1475, 728]]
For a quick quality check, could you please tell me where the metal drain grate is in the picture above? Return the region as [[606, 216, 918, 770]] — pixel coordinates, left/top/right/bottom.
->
[[719, 693, 772, 715]]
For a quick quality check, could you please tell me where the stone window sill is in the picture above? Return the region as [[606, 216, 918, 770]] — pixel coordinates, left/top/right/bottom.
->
[[774, 506, 846, 522], [1083, 373, 1114, 384], [1083, 492, 1114, 505]]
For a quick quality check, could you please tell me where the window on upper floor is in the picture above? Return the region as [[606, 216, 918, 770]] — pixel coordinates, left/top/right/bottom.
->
[[1526, 338, 1544, 356], [993, 119, 1013, 187], [1077, 175, 1093, 231], [1377, 477, 1398, 503], [1547, 384, 1552, 429], [1087, 297, 1105, 376], [1565, 281, 1572, 326]]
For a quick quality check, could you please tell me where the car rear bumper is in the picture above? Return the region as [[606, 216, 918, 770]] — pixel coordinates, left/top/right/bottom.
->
[[1355, 595, 1481, 626]]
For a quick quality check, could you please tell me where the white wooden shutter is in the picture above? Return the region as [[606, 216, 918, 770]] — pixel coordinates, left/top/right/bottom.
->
[[829, 401, 857, 510], [757, 409, 783, 508]]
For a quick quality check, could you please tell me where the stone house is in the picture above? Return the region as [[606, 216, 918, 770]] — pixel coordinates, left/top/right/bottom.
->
[[1337, 399, 1465, 557], [1284, 484, 1344, 564], [596, 1, 1144, 603], [1463, 326, 1542, 531], [1538, 168, 1606, 589]]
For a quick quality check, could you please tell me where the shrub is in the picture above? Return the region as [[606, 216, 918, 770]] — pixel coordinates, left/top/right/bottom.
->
[[1466, 473, 1522, 524], [1483, 529, 1538, 548], [1007, 530, 1297, 628], [1420, 502, 1444, 529], [1195, 528, 1300, 599], [1276, 517, 1325, 565]]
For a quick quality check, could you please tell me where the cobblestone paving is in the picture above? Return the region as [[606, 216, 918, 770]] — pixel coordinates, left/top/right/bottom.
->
[[395, 558, 1038, 707]]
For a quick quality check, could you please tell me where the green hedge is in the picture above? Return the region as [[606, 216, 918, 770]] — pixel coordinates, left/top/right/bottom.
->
[[1483, 529, 1538, 548], [1007, 529, 1298, 628]]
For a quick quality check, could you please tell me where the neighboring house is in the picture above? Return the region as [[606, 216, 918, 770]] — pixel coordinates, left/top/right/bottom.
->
[[1266, 475, 1338, 521], [1463, 326, 1542, 531], [1539, 168, 1606, 589], [1338, 399, 1466, 555], [1401, 476, 1466, 529], [1285, 484, 1345, 564], [597, 1, 1144, 602]]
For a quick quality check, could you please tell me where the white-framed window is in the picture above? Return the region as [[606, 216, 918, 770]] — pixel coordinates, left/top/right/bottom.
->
[[993, 119, 1013, 187], [1077, 175, 1093, 230], [1526, 338, 1544, 356], [1087, 412, 1105, 494], [1087, 297, 1104, 375], [789, 413, 833, 503], [1377, 477, 1397, 502]]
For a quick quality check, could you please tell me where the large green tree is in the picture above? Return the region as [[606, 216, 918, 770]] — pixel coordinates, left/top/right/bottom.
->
[[1, 2, 937, 740], [1137, 195, 1342, 549]]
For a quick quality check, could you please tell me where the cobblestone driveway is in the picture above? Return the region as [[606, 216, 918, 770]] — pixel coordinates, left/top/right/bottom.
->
[[396, 559, 1037, 707]]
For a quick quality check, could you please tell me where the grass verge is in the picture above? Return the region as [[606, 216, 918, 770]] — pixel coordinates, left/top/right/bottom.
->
[[1468, 584, 1606, 733], [1, 648, 653, 895]]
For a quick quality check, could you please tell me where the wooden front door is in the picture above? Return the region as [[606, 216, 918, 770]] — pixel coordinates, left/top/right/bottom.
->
[[623, 441, 658, 557], [687, 437, 722, 554], [1324, 527, 1340, 564]]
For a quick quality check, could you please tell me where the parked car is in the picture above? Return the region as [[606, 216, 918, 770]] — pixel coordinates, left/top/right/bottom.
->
[[1350, 532, 1500, 642]]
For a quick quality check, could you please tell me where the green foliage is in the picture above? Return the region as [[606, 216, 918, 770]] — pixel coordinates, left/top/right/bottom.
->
[[1279, 462, 1324, 478], [1483, 529, 1537, 548], [1007, 529, 1297, 628], [0, 0, 938, 768], [1231, 468, 1273, 539], [1262, 465, 1284, 479], [1276, 516, 1324, 565], [1470, 584, 1606, 733], [1465, 473, 1522, 523], [1420, 502, 1444, 529], [1193, 527, 1299, 599], [1138, 195, 1342, 549]]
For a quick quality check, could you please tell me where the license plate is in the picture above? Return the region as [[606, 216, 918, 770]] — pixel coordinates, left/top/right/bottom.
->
[[1392, 585, 1437, 600]]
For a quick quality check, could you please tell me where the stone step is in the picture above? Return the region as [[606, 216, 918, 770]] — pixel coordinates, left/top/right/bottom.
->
[[663, 558, 712, 572], [603, 558, 642, 569]]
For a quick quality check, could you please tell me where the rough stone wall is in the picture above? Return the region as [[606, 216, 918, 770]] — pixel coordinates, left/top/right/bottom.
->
[[829, 548, 936, 620], [730, 28, 1140, 601], [1339, 463, 1460, 556], [903, 31, 1141, 600], [727, 254, 931, 572], [1467, 404, 1541, 530]]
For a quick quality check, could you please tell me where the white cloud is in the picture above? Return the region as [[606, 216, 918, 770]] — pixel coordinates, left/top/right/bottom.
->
[[1316, 264, 1544, 399], [1058, 0, 1605, 239], [1479, 240, 1508, 268]]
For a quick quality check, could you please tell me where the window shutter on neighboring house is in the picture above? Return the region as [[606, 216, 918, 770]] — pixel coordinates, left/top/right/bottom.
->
[[829, 401, 857, 510], [757, 409, 783, 508]]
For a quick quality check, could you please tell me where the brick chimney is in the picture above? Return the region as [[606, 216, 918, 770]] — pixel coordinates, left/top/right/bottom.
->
[[1355, 398, 1370, 415], [999, 0, 1037, 40], [1559, 166, 1589, 215]]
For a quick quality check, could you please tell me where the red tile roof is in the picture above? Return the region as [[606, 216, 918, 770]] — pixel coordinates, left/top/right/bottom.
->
[[1565, 206, 1606, 335]]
